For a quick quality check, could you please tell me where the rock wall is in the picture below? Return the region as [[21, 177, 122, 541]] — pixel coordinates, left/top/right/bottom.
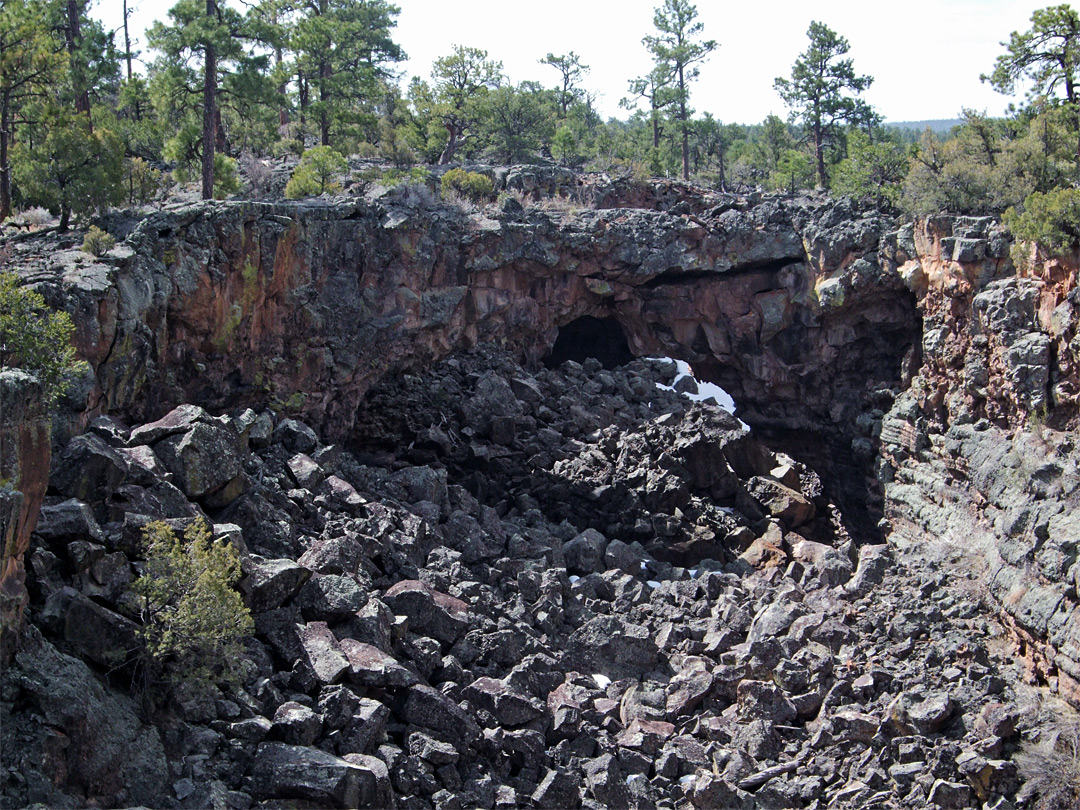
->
[[20, 187, 917, 540], [878, 216, 1080, 700], [0, 371, 51, 662]]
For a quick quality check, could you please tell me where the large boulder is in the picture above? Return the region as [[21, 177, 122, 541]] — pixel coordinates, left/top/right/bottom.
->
[[50, 433, 127, 504], [251, 742, 372, 808], [152, 416, 244, 503], [383, 580, 469, 645], [2, 629, 168, 808], [562, 614, 659, 679]]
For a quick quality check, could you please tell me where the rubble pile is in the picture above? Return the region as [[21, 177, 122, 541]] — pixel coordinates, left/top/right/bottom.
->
[[1, 347, 1056, 810]]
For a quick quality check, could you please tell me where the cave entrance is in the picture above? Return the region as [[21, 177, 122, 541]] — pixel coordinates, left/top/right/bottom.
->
[[543, 315, 635, 369]]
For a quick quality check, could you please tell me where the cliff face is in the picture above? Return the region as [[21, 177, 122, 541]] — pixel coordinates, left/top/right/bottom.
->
[[5, 178, 1080, 808], [59, 190, 913, 439], [878, 216, 1080, 700], [0, 371, 50, 663], [40, 187, 917, 546]]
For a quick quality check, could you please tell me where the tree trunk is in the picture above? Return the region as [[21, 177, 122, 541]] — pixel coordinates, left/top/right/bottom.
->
[[0, 88, 10, 222], [678, 66, 689, 181], [122, 0, 133, 80], [651, 107, 660, 150], [813, 118, 827, 189], [717, 150, 726, 192], [201, 0, 217, 200], [319, 55, 331, 147], [58, 204, 70, 232], [298, 70, 308, 134], [275, 39, 288, 130], [438, 123, 460, 164], [1067, 80, 1080, 179], [65, 0, 91, 120]]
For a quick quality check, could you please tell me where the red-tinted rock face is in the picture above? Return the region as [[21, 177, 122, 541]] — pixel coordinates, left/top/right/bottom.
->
[[40, 191, 916, 545], [53, 193, 909, 443], [0, 371, 51, 662]]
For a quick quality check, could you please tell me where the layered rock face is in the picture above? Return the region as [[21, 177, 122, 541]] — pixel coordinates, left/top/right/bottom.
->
[[3, 175, 1080, 808], [878, 216, 1080, 700]]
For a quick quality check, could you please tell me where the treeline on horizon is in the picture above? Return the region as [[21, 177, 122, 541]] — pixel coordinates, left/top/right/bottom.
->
[[3, 0, 1080, 255]]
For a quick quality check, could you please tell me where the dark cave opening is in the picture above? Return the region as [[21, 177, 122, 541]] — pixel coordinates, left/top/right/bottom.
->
[[543, 315, 635, 370]]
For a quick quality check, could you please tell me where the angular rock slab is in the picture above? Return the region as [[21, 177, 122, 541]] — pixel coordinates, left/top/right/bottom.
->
[[252, 742, 371, 808], [383, 579, 469, 645]]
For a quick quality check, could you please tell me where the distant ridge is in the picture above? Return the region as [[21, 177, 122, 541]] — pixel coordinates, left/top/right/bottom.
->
[[885, 118, 963, 134]]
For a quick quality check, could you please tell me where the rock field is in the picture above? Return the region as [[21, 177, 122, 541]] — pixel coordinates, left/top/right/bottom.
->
[[3, 345, 1074, 810]]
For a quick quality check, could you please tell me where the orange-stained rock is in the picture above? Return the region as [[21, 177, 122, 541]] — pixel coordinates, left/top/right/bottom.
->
[[0, 371, 51, 663]]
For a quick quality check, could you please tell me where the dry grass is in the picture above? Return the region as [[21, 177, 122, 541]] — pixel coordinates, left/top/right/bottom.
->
[[533, 194, 579, 214], [18, 206, 55, 228], [441, 188, 479, 213], [1015, 696, 1080, 810]]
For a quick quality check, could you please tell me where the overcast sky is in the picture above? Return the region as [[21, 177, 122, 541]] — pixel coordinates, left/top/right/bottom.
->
[[96, 0, 1045, 125]]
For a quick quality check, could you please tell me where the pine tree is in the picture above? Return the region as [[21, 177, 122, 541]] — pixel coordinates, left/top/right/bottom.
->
[[430, 45, 503, 164], [148, 0, 260, 198], [289, 0, 405, 149], [641, 0, 716, 181], [12, 106, 124, 230], [774, 22, 873, 189], [0, 0, 65, 221], [983, 5, 1080, 173], [540, 51, 589, 118], [622, 66, 675, 154]]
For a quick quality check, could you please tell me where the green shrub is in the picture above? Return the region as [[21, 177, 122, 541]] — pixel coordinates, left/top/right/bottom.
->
[[0, 272, 88, 405], [133, 520, 252, 689], [440, 168, 494, 203], [1004, 187, 1080, 257], [213, 153, 241, 200], [551, 126, 582, 167], [81, 226, 115, 257], [354, 166, 431, 194], [284, 146, 348, 199], [125, 157, 168, 207]]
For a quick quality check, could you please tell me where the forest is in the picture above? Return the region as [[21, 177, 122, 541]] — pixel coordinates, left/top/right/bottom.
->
[[2, 0, 1080, 250]]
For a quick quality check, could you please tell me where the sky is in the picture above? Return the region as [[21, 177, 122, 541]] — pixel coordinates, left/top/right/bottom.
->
[[94, 0, 1046, 125]]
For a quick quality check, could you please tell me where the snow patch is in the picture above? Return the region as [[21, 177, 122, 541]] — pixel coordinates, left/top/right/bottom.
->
[[648, 357, 749, 430], [592, 673, 612, 689]]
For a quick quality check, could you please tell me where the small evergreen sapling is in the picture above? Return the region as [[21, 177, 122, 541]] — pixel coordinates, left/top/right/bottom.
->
[[0, 271, 88, 405], [133, 520, 252, 689], [81, 225, 115, 257], [284, 146, 347, 199]]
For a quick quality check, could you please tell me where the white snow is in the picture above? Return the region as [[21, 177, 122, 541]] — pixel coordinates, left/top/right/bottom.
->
[[648, 357, 749, 431], [679, 775, 697, 789], [647, 580, 661, 589], [592, 673, 612, 689]]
